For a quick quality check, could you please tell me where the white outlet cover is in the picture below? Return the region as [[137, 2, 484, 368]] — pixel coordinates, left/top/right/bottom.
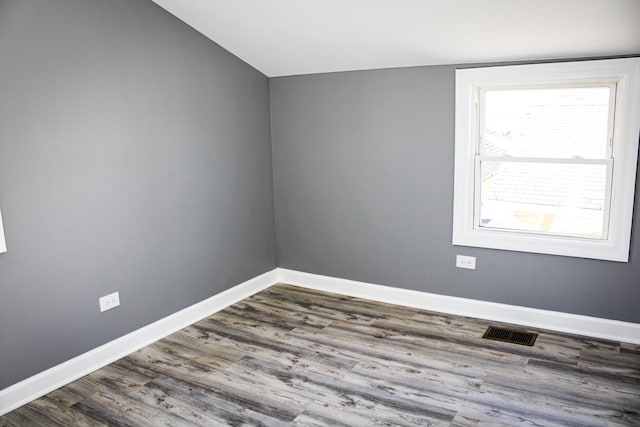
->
[[99, 291, 120, 312], [456, 255, 476, 270]]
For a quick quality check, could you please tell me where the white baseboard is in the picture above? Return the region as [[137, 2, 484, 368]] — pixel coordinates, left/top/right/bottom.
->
[[277, 268, 640, 345], [3, 267, 639, 416], [0, 269, 278, 416]]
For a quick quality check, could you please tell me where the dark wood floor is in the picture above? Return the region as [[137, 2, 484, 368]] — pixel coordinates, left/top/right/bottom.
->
[[2, 283, 639, 426]]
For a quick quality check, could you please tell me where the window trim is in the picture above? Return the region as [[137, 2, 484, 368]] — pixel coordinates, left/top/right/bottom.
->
[[453, 58, 640, 262]]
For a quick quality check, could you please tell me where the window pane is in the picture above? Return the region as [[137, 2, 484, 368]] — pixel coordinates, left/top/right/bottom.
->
[[479, 161, 607, 238], [482, 87, 611, 159]]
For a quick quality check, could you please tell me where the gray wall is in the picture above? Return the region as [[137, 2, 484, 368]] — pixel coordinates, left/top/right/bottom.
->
[[0, 0, 275, 389], [270, 65, 640, 324], [1, 0, 638, 394]]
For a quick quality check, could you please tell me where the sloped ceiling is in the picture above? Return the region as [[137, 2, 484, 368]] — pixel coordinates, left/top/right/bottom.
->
[[151, 0, 640, 77]]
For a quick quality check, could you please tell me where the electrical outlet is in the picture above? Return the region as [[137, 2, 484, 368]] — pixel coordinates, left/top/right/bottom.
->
[[456, 255, 476, 270], [99, 291, 120, 312]]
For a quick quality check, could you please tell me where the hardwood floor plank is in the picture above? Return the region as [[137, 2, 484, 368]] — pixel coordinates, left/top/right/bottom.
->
[[146, 375, 295, 426], [191, 320, 360, 372], [296, 321, 530, 376], [284, 327, 500, 380], [245, 291, 377, 327], [294, 402, 452, 427], [218, 334, 360, 373], [449, 412, 514, 427], [70, 365, 196, 427], [1, 397, 107, 427], [27, 395, 111, 426], [232, 356, 456, 426], [261, 284, 421, 323], [449, 410, 560, 427], [578, 348, 640, 379], [112, 345, 233, 393], [291, 411, 356, 427], [225, 299, 334, 330], [72, 389, 198, 427], [522, 359, 640, 410], [41, 386, 87, 409], [85, 363, 154, 389], [189, 360, 311, 417], [160, 326, 246, 363], [351, 359, 486, 406], [620, 343, 640, 355], [475, 381, 637, 427], [0, 409, 33, 427]]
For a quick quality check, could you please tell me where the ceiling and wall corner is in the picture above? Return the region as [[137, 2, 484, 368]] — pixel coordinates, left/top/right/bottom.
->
[[151, 0, 640, 77]]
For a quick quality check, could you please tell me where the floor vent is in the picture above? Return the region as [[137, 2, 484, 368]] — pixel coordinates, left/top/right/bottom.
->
[[482, 326, 538, 346]]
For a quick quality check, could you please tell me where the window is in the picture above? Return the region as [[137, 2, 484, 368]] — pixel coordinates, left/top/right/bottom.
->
[[453, 58, 640, 262]]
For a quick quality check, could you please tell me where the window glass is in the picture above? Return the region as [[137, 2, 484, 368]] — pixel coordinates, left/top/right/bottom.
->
[[481, 87, 611, 159], [479, 161, 607, 237]]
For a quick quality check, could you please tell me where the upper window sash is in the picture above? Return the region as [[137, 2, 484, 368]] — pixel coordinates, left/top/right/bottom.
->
[[476, 83, 617, 160]]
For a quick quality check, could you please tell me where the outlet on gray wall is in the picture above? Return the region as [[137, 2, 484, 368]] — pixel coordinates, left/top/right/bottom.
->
[[270, 65, 640, 325], [0, 0, 275, 389]]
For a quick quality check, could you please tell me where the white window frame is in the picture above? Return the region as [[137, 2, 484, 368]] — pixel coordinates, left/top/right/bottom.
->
[[453, 58, 640, 262]]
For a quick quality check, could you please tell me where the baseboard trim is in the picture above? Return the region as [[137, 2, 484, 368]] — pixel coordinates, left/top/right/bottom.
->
[[0, 269, 278, 416], [276, 268, 640, 345], [4, 267, 639, 416]]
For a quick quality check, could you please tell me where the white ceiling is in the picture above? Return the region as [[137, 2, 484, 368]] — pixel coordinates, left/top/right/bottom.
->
[[151, 0, 640, 77]]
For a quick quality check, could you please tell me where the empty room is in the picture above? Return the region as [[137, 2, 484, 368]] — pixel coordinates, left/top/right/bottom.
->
[[1, 0, 640, 425]]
